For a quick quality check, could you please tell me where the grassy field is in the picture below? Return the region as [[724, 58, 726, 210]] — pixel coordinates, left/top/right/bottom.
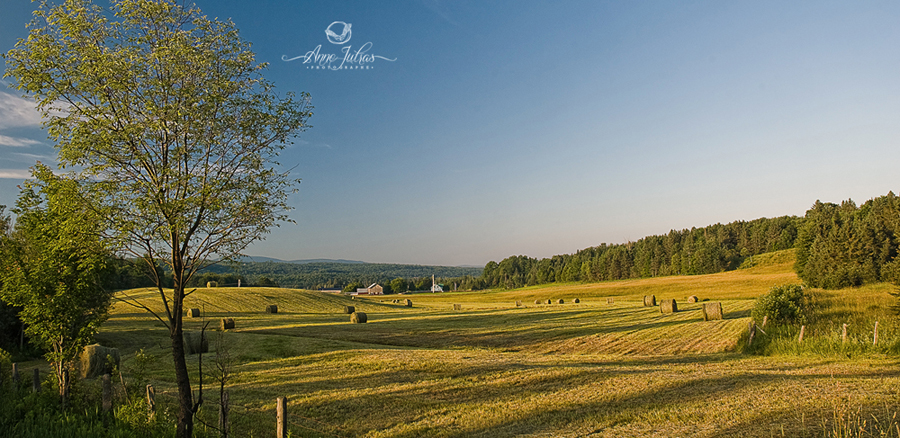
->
[[75, 249, 900, 437]]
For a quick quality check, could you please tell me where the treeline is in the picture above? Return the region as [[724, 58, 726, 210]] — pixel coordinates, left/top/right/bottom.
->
[[478, 216, 800, 289], [199, 261, 482, 290], [795, 192, 900, 289], [105, 261, 277, 290], [62, 193, 900, 296]]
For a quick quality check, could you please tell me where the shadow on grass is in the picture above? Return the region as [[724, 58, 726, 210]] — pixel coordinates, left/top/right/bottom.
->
[[236, 353, 900, 438]]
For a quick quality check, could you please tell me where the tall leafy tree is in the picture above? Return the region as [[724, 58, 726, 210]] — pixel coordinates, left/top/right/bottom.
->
[[796, 193, 900, 289], [0, 165, 113, 404], [4, 1, 311, 434]]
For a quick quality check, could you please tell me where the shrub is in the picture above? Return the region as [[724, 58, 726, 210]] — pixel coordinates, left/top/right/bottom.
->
[[752, 284, 806, 325], [0, 348, 10, 386]]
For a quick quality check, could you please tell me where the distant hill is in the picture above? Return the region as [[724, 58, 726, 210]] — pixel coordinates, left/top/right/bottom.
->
[[237, 256, 365, 264]]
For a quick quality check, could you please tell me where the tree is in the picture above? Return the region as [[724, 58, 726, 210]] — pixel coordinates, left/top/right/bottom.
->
[[0, 207, 28, 354], [0, 165, 114, 404], [343, 281, 363, 293], [255, 276, 278, 287], [389, 277, 407, 294], [4, 1, 311, 435]]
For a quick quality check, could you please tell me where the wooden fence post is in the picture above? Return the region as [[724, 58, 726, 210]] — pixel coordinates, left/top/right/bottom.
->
[[762, 315, 768, 328], [798, 325, 805, 343], [12, 363, 19, 386], [32, 368, 40, 393], [146, 384, 156, 417], [874, 321, 879, 345], [748, 321, 756, 346], [102, 374, 112, 413], [842, 323, 848, 343], [276, 396, 287, 438]]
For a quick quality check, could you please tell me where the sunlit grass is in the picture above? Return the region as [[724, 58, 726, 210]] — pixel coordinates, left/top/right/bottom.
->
[[86, 248, 900, 437]]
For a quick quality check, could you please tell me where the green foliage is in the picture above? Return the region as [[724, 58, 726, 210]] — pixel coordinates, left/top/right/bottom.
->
[[0, 165, 114, 397], [200, 260, 480, 290], [752, 284, 807, 325], [390, 277, 409, 294], [795, 193, 900, 289], [343, 281, 363, 293], [125, 349, 153, 394], [5, 0, 312, 434], [743, 285, 899, 358], [480, 216, 800, 289], [185, 272, 245, 288], [255, 276, 279, 287], [0, 348, 10, 385], [0, 380, 179, 438]]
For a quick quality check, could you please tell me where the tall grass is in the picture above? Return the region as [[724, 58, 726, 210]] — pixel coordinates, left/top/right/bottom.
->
[[0, 375, 183, 438], [826, 396, 900, 438], [743, 283, 900, 358]]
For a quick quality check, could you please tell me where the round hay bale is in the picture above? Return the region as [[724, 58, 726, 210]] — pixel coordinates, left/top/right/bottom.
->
[[545, 299, 552, 305], [206, 281, 217, 288], [516, 300, 523, 307], [660, 299, 678, 314], [187, 308, 200, 318], [220, 317, 235, 331], [534, 299, 542, 305], [573, 298, 580, 303], [405, 299, 412, 307], [183, 332, 209, 355], [702, 302, 724, 321], [643, 295, 657, 307], [687, 295, 699, 303], [265, 304, 278, 314], [344, 305, 355, 314], [453, 304, 462, 311], [557, 299, 565, 304], [607, 297, 615, 304], [350, 311, 367, 323], [79, 344, 120, 379]]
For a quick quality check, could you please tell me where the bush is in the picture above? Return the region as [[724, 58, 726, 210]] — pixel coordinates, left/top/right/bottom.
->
[[752, 284, 807, 325], [0, 371, 180, 438], [0, 348, 10, 385]]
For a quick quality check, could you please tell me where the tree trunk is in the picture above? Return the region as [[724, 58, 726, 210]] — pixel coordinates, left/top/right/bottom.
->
[[171, 270, 194, 438]]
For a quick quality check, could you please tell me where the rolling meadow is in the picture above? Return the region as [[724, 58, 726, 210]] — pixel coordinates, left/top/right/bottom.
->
[[22, 250, 898, 437]]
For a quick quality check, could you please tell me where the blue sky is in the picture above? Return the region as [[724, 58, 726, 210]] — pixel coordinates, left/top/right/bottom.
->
[[1, 1, 899, 266]]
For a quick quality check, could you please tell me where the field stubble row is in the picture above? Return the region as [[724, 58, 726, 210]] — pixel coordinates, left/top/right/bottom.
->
[[88, 250, 900, 437]]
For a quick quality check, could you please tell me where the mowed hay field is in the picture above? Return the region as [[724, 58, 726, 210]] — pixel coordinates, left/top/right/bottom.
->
[[94, 250, 900, 437]]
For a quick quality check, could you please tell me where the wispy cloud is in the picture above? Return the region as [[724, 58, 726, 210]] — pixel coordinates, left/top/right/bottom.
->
[[0, 134, 41, 147], [0, 169, 33, 179], [0, 91, 42, 129], [12, 152, 55, 161], [293, 139, 332, 149]]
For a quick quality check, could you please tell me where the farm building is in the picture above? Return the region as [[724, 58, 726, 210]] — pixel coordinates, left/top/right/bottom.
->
[[353, 284, 384, 295]]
